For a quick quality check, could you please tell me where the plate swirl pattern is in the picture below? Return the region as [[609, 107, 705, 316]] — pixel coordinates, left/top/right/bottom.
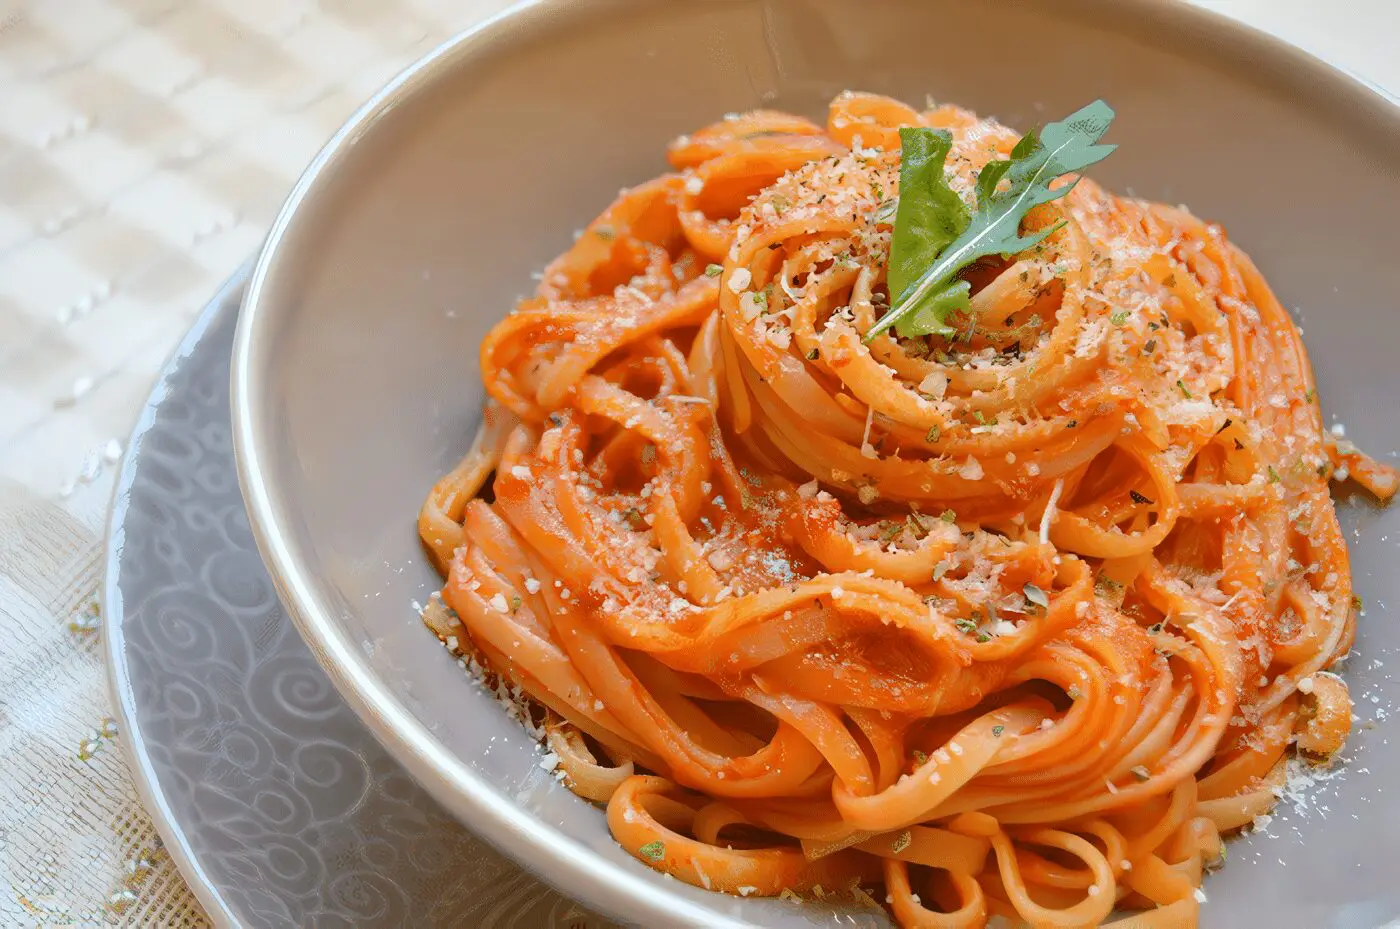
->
[[105, 269, 607, 928]]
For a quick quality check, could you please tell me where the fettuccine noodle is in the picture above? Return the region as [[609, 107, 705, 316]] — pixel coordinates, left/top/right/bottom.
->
[[418, 93, 1397, 927]]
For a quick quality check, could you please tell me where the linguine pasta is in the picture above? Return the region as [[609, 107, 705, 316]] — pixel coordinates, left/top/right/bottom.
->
[[418, 93, 1396, 927]]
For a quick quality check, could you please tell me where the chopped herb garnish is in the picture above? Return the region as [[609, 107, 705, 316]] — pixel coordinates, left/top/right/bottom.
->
[[870, 101, 1117, 340], [940, 509, 957, 523], [1304, 387, 1316, 403], [1352, 594, 1364, 612], [890, 830, 912, 854], [1065, 419, 1077, 429], [704, 263, 723, 277], [880, 521, 904, 541], [1110, 309, 1129, 326], [638, 841, 665, 862], [976, 632, 991, 643], [1095, 574, 1123, 594], [595, 224, 615, 240], [1267, 465, 1281, 483], [1176, 379, 1192, 399], [1129, 489, 1154, 505], [992, 725, 1005, 737], [926, 424, 941, 443], [510, 595, 523, 611], [806, 347, 820, 360], [954, 618, 978, 634], [913, 749, 929, 766], [1023, 583, 1050, 610]]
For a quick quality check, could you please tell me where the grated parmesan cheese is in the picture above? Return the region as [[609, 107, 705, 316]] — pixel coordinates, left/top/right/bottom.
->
[[918, 371, 949, 398], [1040, 478, 1065, 546]]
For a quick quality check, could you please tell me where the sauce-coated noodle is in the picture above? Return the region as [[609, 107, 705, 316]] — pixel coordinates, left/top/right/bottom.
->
[[418, 93, 1396, 927]]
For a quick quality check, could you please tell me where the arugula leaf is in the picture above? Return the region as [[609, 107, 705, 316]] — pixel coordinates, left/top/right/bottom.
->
[[868, 100, 1117, 342], [906, 279, 969, 336], [886, 128, 969, 317]]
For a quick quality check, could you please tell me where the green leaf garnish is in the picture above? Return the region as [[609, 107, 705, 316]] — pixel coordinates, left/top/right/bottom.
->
[[638, 840, 665, 862], [869, 101, 1117, 342], [884, 128, 970, 336]]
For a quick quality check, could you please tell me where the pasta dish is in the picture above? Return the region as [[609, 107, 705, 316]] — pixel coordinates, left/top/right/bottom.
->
[[417, 93, 1396, 927]]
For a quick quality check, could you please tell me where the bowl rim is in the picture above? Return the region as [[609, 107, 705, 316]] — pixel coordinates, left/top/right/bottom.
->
[[230, 1, 1400, 925]]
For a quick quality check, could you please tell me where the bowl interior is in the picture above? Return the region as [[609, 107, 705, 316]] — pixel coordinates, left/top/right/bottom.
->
[[236, 1, 1400, 926]]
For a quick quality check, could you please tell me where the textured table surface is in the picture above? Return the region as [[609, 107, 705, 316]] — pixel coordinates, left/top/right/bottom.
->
[[0, 0, 1395, 924]]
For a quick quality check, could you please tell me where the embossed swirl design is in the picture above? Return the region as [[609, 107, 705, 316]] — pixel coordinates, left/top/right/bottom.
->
[[112, 285, 605, 928]]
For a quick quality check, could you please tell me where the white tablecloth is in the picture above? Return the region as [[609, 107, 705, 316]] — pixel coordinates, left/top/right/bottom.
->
[[0, 0, 1394, 923]]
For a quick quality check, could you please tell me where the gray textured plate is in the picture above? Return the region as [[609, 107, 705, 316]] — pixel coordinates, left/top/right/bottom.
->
[[102, 267, 607, 928]]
